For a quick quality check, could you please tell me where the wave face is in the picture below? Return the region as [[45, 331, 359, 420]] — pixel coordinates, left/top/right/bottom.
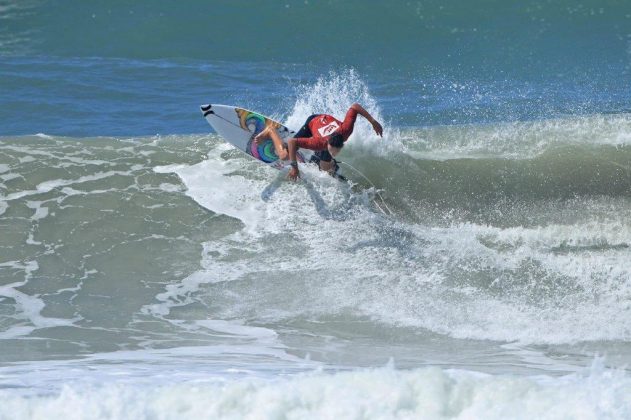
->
[[2, 71, 631, 367], [2, 110, 631, 361]]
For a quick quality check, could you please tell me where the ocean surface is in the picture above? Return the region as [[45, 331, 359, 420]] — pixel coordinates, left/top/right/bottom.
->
[[2, 1, 631, 418]]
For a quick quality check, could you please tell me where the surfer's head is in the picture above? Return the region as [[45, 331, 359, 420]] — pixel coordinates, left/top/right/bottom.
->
[[327, 133, 344, 157]]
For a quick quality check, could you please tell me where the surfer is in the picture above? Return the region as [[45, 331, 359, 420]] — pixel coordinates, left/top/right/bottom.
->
[[254, 103, 383, 180]]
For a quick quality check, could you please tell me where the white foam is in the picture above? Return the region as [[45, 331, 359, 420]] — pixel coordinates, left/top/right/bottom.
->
[[350, 216, 631, 345], [157, 182, 183, 193], [146, 151, 362, 319], [18, 155, 35, 163], [2, 145, 60, 159], [159, 192, 631, 345], [35, 171, 130, 194], [0, 260, 78, 338], [0, 164, 10, 174], [2, 170, 133, 203], [195, 319, 278, 341], [2, 144, 110, 168], [141, 255, 236, 317], [26, 201, 49, 220], [1, 172, 21, 181], [0, 362, 628, 420], [154, 151, 269, 230], [26, 232, 41, 245]]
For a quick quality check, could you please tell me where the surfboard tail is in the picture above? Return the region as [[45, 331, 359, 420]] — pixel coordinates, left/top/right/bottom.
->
[[200, 104, 213, 117]]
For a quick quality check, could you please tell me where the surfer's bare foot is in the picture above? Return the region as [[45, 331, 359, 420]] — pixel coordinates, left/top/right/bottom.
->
[[254, 127, 270, 144], [255, 124, 288, 160]]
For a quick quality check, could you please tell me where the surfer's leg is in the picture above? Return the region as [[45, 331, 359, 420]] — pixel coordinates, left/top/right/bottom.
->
[[266, 128, 289, 160], [253, 126, 287, 160]]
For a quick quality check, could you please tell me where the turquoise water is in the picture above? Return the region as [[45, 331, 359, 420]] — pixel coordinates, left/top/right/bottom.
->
[[2, 1, 631, 418]]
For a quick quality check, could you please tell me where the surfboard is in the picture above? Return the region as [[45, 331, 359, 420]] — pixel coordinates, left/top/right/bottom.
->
[[200, 104, 314, 171], [200, 104, 392, 215]]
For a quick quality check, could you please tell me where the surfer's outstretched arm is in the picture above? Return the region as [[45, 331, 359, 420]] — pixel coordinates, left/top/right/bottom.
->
[[255, 126, 288, 160], [350, 103, 383, 137]]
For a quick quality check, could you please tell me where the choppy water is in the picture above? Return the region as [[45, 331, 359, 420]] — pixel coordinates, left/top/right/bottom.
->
[[2, 1, 631, 418]]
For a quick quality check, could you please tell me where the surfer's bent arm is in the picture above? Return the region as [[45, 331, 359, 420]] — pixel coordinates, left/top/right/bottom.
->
[[346, 103, 383, 137], [287, 136, 320, 180], [288, 138, 299, 163]]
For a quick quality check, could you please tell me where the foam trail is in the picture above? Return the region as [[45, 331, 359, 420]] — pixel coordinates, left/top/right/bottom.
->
[[154, 146, 267, 231]]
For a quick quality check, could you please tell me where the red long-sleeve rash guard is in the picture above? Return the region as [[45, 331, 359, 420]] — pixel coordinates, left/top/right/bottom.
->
[[294, 107, 359, 151]]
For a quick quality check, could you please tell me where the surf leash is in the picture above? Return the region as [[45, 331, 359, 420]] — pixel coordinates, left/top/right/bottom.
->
[[338, 161, 394, 216]]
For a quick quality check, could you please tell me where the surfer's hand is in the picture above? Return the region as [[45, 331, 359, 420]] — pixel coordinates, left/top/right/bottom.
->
[[288, 165, 300, 181], [371, 120, 383, 137]]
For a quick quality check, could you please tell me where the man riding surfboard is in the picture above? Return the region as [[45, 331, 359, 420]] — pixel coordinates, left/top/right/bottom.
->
[[254, 103, 383, 180]]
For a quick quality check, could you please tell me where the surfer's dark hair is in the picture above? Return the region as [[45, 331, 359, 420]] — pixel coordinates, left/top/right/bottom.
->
[[328, 133, 344, 148]]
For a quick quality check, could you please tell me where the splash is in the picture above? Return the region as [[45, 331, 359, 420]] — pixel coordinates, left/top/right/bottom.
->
[[285, 69, 404, 156]]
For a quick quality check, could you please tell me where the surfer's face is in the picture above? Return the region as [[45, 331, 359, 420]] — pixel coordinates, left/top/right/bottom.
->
[[327, 145, 342, 157]]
